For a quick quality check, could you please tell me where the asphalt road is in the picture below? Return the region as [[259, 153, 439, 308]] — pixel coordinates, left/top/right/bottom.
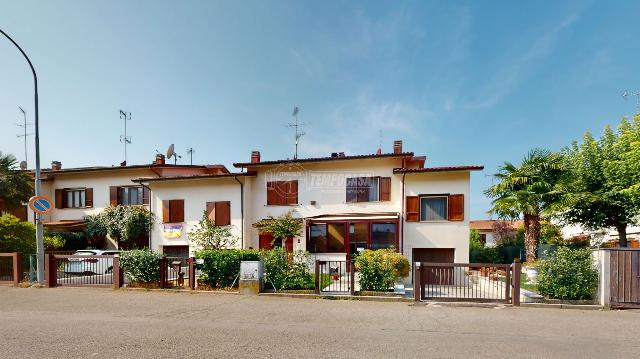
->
[[1, 287, 639, 359]]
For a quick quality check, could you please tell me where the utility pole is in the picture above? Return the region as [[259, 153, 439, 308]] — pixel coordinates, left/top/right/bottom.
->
[[119, 110, 132, 165], [1, 28, 44, 283], [16, 106, 33, 166], [287, 106, 307, 160]]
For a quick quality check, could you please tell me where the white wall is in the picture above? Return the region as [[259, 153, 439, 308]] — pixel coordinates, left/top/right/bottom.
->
[[148, 178, 243, 254], [403, 171, 471, 265]]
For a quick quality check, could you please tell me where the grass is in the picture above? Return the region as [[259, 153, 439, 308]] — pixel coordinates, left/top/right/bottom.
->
[[500, 273, 538, 293]]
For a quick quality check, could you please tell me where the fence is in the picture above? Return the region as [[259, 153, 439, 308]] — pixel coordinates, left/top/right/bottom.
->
[[46, 254, 115, 287], [414, 261, 521, 305], [160, 256, 195, 289], [0, 253, 21, 286], [314, 260, 355, 295]]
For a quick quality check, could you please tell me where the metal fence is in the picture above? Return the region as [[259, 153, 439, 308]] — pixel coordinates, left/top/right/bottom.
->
[[414, 262, 521, 305], [315, 260, 355, 295], [48, 254, 115, 287], [0, 253, 16, 284], [162, 256, 190, 289]]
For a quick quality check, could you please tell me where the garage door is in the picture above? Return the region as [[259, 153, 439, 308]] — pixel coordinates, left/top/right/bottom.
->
[[413, 248, 455, 285]]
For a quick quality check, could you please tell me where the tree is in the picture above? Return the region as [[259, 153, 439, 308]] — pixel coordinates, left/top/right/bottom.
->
[[0, 152, 33, 210], [188, 210, 237, 250], [262, 210, 303, 249], [559, 115, 640, 247], [0, 214, 36, 253], [485, 149, 565, 262]]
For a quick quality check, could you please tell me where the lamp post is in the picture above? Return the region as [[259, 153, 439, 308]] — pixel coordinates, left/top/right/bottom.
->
[[1, 29, 45, 284]]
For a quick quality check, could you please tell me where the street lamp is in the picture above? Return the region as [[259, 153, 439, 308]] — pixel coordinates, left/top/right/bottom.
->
[[1, 28, 45, 284]]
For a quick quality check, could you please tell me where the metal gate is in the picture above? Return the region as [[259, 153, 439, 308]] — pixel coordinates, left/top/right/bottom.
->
[[315, 260, 355, 295], [414, 262, 521, 305], [610, 249, 640, 309], [46, 254, 115, 287]]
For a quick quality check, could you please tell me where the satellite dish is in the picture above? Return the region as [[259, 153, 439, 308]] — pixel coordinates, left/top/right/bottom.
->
[[167, 144, 175, 159], [622, 91, 628, 99], [19, 161, 27, 170]]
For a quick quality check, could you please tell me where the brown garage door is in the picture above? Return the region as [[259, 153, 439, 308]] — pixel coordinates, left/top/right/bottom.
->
[[413, 248, 455, 285], [163, 245, 189, 258]]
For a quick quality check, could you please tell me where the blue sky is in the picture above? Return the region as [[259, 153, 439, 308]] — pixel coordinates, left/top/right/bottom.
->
[[1, 1, 639, 219]]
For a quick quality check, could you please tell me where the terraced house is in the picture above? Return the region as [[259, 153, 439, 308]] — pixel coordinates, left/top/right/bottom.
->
[[29, 140, 482, 275]]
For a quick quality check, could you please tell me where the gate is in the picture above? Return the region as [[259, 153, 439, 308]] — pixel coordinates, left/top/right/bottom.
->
[[414, 262, 521, 305], [46, 254, 116, 287], [609, 249, 640, 308], [160, 256, 194, 289], [315, 260, 355, 295]]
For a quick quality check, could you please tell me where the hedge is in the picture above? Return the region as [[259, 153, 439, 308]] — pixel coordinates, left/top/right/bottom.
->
[[355, 249, 410, 291], [119, 249, 162, 283], [195, 249, 260, 288], [536, 247, 598, 300]]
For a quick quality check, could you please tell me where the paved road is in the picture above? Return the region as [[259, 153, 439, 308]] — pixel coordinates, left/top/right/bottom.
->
[[1, 287, 639, 358]]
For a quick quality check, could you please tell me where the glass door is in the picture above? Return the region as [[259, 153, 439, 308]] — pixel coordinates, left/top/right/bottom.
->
[[348, 222, 369, 257]]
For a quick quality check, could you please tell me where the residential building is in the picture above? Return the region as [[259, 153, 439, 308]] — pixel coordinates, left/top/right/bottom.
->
[[469, 220, 523, 247]]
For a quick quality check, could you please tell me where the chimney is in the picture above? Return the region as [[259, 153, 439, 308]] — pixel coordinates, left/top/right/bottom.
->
[[155, 153, 165, 165], [251, 151, 261, 163], [51, 161, 62, 171], [393, 140, 403, 154]]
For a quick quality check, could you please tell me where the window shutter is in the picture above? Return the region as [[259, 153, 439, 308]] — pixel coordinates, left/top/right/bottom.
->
[[345, 178, 357, 203], [162, 200, 170, 223], [55, 189, 63, 209], [109, 186, 118, 206], [287, 181, 298, 205], [206, 202, 216, 221], [406, 196, 420, 222], [85, 188, 93, 208], [267, 182, 276, 205], [215, 201, 231, 226], [142, 187, 150, 205], [379, 177, 391, 201], [259, 233, 274, 250], [448, 194, 464, 221], [285, 236, 294, 253], [170, 199, 184, 223], [276, 181, 288, 205]]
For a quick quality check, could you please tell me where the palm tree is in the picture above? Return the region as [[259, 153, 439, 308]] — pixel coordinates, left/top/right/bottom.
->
[[0, 152, 33, 211], [484, 149, 565, 262]]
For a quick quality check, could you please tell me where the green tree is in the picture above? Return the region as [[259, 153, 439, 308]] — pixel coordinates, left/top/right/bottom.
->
[[0, 152, 33, 210], [559, 115, 640, 247], [0, 214, 35, 253], [188, 210, 237, 250], [485, 149, 565, 262], [469, 229, 484, 250], [262, 210, 303, 249]]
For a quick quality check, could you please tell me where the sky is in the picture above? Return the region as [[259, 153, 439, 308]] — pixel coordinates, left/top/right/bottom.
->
[[1, 1, 639, 219]]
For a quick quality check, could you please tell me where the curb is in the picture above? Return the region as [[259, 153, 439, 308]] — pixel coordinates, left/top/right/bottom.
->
[[258, 292, 412, 303], [412, 301, 508, 309], [520, 302, 603, 310], [119, 287, 238, 295]]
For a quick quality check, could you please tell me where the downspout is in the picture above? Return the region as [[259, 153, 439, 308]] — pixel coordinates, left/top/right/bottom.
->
[[234, 175, 244, 249], [140, 182, 153, 249], [401, 172, 406, 255]]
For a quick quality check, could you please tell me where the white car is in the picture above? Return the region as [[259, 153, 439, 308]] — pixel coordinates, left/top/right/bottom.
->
[[63, 250, 119, 275]]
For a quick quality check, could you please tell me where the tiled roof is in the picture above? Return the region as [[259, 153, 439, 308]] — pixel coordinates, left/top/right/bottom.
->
[[233, 152, 414, 168], [470, 220, 523, 230], [132, 171, 256, 183], [393, 165, 484, 173]]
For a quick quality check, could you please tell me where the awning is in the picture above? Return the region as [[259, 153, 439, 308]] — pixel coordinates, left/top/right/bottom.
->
[[305, 212, 400, 222], [43, 219, 86, 230]]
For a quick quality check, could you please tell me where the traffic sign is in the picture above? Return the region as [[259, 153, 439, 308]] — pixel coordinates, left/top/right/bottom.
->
[[28, 196, 53, 214]]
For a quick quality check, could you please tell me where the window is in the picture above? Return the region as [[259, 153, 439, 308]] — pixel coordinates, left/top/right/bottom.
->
[[420, 196, 448, 221], [479, 233, 487, 244], [371, 223, 397, 250], [162, 199, 184, 223], [55, 188, 93, 209], [206, 201, 231, 226], [266, 180, 298, 205], [307, 223, 346, 253], [346, 177, 391, 203], [307, 221, 397, 253], [110, 186, 149, 206]]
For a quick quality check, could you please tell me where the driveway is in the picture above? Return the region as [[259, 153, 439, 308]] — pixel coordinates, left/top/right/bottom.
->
[[1, 286, 639, 358]]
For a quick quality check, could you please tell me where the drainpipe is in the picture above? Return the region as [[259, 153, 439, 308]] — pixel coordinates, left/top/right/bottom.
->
[[141, 182, 153, 250], [401, 172, 406, 255], [234, 175, 244, 249]]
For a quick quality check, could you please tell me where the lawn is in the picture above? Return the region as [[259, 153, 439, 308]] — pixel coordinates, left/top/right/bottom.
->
[[500, 273, 538, 293]]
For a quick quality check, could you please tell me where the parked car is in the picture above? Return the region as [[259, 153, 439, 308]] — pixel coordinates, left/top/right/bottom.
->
[[63, 250, 119, 275]]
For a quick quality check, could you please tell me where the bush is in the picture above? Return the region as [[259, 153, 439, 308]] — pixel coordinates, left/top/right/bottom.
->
[[119, 249, 162, 283], [0, 215, 35, 253], [536, 247, 598, 300], [195, 249, 260, 288], [54, 231, 88, 250], [188, 210, 237, 250], [99, 205, 154, 243], [355, 249, 410, 291], [261, 248, 314, 290], [84, 214, 107, 247], [469, 229, 484, 250], [470, 246, 504, 263], [44, 234, 65, 250]]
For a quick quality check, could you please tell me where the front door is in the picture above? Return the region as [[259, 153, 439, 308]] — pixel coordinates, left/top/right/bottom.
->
[[348, 222, 368, 257]]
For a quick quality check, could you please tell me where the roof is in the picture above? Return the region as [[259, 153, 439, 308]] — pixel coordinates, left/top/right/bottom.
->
[[470, 220, 523, 231], [233, 152, 414, 168], [39, 164, 226, 175], [133, 171, 256, 183], [43, 219, 86, 229], [393, 165, 484, 174]]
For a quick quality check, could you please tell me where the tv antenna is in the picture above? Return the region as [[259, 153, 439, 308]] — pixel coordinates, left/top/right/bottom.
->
[[119, 110, 132, 165], [16, 106, 33, 167], [287, 106, 308, 160], [186, 147, 194, 165], [622, 90, 640, 111], [167, 144, 182, 165], [376, 129, 383, 155]]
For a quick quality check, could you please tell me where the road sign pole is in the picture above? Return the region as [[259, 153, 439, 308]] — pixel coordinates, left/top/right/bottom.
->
[[1, 29, 45, 284]]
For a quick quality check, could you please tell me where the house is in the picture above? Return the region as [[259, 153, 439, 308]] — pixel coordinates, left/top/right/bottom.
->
[[469, 220, 523, 247], [133, 140, 483, 271]]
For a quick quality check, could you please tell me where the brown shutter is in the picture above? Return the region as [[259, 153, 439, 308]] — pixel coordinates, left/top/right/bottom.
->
[[170, 199, 184, 223], [379, 177, 391, 201], [215, 201, 231, 226], [85, 188, 93, 208], [206, 202, 216, 221], [109, 186, 118, 206], [162, 200, 170, 223], [276, 181, 287, 205], [55, 189, 63, 209], [448, 194, 464, 221], [267, 182, 276, 205], [345, 178, 357, 203], [142, 187, 150, 205], [287, 181, 298, 205], [259, 233, 274, 250], [406, 196, 420, 222]]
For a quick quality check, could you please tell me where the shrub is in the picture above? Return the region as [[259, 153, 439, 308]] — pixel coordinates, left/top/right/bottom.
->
[[195, 249, 260, 288], [55, 231, 88, 250], [470, 246, 504, 263], [539, 222, 564, 245], [469, 229, 484, 250], [188, 210, 237, 250], [261, 248, 314, 290], [0, 215, 35, 253], [98, 205, 154, 243], [355, 249, 410, 291], [119, 249, 162, 283], [44, 234, 65, 250], [84, 214, 107, 247], [536, 247, 598, 300]]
